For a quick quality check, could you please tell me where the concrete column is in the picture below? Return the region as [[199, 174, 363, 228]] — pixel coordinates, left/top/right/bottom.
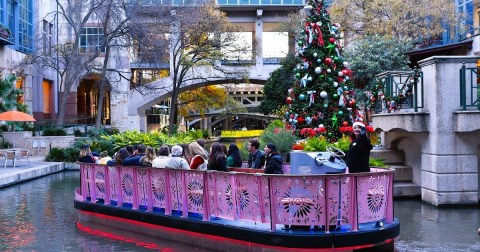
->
[[418, 57, 479, 205], [255, 9, 263, 76]]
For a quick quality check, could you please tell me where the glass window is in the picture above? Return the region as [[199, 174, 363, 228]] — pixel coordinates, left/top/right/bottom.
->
[[18, 0, 33, 53], [221, 32, 252, 61], [80, 27, 106, 53], [262, 32, 288, 58]]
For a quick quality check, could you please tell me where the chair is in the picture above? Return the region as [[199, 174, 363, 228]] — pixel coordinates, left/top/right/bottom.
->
[[0, 150, 6, 168], [17, 149, 29, 166], [5, 150, 17, 168]]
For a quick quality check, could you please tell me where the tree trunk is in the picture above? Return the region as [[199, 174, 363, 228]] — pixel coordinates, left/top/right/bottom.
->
[[168, 89, 179, 135]]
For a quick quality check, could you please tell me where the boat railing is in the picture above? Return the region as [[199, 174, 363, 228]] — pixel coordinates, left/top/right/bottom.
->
[[79, 164, 394, 232]]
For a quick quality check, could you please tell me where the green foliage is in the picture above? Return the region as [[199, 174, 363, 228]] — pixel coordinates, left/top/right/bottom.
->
[[303, 136, 329, 152], [344, 35, 412, 91], [259, 53, 300, 115], [0, 74, 23, 112], [369, 158, 387, 168], [186, 129, 203, 140], [239, 141, 250, 161], [0, 136, 12, 148], [100, 130, 193, 150], [259, 127, 298, 154], [332, 135, 352, 153], [74, 129, 83, 137], [42, 128, 67, 136], [266, 119, 285, 131], [45, 147, 79, 162]]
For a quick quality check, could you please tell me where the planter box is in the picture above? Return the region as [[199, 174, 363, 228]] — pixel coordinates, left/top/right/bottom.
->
[[289, 151, 346, 174]]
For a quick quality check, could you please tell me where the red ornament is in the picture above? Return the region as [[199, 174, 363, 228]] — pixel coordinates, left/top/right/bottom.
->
[[329, 38, 336, 43], [342, 121, 349, 127], [366, 125, 374, 133], [349, 99, 356, 106], [342, 69, 349, 76], [325, 57, 333, 65], [297, 117, 305, 125], [286, 97, 293, 104]]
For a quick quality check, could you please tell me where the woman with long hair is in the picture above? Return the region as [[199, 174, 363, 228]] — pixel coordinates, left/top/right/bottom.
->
[[226, 144, 243, 167], [208, 142, 227, 171], [189, 142, 208, 170], [140, 146, 156, 166], [78, 144, 96, 163], [106, 148, 130, 166]]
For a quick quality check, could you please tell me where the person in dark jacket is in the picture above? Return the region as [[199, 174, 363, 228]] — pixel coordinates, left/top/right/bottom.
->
[[247, 140, 264, 169], [208, 142, 228, 171], [346, 121, 373, 173], [263, 143, 284, 174], [78, 144, 96, 163], [122, 144, 146, 166], [106, 148, 130, 166]]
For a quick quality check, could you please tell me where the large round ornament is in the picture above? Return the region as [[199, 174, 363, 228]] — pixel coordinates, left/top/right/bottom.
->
[[315, 67, 322, 74], [329, 38, 336, 43], [320, 91, 328, 98], [286, 97, 293, 104], [325, 57, 333, 65], [333, 82, 338, 87], [299, 94, 305, 100], [333, 94, 339, 99], [338, 110, 343, 116], [313, 52, 318, 57]]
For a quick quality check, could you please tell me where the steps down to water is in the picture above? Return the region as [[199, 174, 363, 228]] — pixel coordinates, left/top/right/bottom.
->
[[371, 148, 421, 198]]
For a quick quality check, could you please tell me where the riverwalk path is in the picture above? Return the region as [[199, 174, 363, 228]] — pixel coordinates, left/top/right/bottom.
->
[[0, 156, 71, 188]]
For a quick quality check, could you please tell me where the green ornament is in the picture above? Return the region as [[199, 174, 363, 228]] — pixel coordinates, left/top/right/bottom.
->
[[328, 132, 333, 137], [338, 110, 343, 116], [296, 73, 301, 79], [328, 78, 332, 82], [323, 104, 328, 108], [317, 59, 322, 63], [334, 56, 339, 62], [333, 94, 339, 99], [320, 75, 324, 78], [298, 41, 303, 46]]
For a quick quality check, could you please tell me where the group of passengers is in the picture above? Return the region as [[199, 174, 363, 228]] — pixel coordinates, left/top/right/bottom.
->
[[78, 139, 283, 174], [78, 139, 284, 174]]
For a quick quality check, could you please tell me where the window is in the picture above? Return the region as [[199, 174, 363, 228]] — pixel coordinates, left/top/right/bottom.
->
[[80, 27, 105, 53], [18, 0, 33, 53], [0, 0, 4, 24], [43, 20, 53, 55], [6, 0, 14, 35], [262, 32, 288, 59]]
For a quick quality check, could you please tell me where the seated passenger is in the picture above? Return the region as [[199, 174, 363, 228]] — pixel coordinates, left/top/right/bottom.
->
[[165, 145, 190, 170], [140, 147, 156, 166], [152, 145, 170, 168], [208, 142, 227, 172], [97, 151, 112, 165], [189, 142, 208, 170], [226, 144, 243, 167], [106, 148, 129, 166], [122, 144, 146, 166], [78, 144, 96, 163]]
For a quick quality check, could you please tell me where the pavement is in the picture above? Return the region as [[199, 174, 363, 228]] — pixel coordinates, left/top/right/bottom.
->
[[0, 156, 74, 188]]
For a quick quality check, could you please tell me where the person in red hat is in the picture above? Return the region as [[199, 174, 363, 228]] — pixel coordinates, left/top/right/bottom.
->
[[346, 121, 372, 173]]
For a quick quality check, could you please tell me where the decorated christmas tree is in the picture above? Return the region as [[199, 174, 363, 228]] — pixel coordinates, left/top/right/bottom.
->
[[285, 0, 362, 142]]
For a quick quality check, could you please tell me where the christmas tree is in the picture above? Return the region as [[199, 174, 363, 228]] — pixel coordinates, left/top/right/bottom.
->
[[285, 0, 361, 142]]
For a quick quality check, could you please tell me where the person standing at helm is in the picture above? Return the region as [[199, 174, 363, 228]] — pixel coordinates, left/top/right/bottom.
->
[[346, 121, 373, 173]]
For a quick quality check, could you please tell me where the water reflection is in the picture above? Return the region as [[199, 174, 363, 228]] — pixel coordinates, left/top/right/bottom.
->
[[394, 199, 480, 251], [0, 171, 479, 251]]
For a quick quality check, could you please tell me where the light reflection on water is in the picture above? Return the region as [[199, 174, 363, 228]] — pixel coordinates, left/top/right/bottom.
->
[[0, 171, 479, 251]]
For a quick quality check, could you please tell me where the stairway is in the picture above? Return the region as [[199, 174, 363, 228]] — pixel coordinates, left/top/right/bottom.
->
[[371, 148, 421, 198]]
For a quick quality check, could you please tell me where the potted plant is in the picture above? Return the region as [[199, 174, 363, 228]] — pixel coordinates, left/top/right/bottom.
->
[[0, 24, 12, 39]]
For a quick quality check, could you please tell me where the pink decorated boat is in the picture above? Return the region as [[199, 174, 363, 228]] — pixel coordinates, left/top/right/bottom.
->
[[74, 161, 399, 251]]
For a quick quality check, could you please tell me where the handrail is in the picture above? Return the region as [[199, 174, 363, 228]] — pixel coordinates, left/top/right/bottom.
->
[[79, 163, 394, 231], [459, 63, 480, 110]]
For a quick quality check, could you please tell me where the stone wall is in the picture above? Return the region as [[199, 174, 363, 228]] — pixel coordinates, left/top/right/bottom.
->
[[2, 131, 75, 156]]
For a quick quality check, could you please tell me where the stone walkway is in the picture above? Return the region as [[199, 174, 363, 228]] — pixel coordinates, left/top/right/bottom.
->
[[0, 156, 70, 188]]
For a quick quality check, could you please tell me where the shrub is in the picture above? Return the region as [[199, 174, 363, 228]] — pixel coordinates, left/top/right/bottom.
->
[[43, 128, 67, 136], [45, 147, 79, 162], [259, 127, 298, 154], [369, 158, 387, 168]]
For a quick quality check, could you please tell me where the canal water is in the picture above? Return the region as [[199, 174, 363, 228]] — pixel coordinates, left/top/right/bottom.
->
[[0, 171, 479, 251]]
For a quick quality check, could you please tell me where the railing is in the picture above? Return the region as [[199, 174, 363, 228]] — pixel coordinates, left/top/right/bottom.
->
[[459, 63, 480, 110], [220, 129, 263, 138], [374, 69, 424, 113], [131, 0, 304, 6], [79, 164, 394, 231]]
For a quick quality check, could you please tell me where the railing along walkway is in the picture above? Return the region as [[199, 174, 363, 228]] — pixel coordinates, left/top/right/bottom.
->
[[79, 164, 394, 232]]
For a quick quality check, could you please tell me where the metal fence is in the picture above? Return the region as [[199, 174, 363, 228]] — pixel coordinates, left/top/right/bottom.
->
[[459, 63, 480, 110]]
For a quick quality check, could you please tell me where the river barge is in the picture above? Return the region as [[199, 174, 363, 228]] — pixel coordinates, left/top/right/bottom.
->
[[74, 163, 399, 251]]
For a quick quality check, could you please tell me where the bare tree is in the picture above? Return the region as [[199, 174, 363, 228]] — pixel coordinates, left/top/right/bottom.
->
[[130, 3, 253, 135]]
